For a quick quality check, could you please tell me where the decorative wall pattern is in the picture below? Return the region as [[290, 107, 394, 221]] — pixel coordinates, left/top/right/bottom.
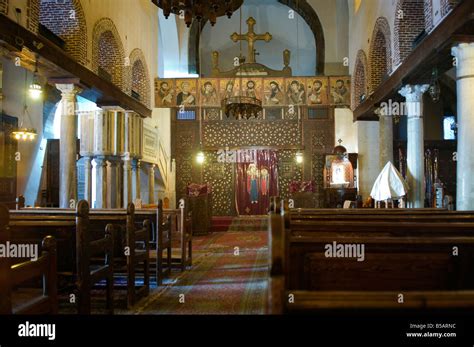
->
[[278, 150, 303, 200], [203, 120, 300, 148], [203, 152, 235, 215]]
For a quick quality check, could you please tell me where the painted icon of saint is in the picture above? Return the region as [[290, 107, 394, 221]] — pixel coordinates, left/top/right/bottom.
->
[[247, 163, 259, 204], [260, 167, 269, 196]]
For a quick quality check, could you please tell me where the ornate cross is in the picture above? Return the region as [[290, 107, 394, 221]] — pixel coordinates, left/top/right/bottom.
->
[[231, 17, 272, 64]]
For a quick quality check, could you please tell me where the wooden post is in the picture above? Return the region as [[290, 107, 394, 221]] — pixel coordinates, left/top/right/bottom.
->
[[126, 202, 136, 308], [42, 235, 58, 314], [0, 204, 11, 314], [16, 195, 25, 210], [76, 200, 91, 314], [156, 199, 163, 285], [104, 224, 115, 315], [179, 198, 185, 271]]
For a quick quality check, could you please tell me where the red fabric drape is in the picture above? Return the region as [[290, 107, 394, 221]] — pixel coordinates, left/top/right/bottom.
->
[[235, 150, 279, 215]]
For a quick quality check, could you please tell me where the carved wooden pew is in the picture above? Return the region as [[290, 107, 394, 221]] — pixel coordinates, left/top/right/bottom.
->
[[124, 203, 150, 307], [155, 200, 172, 285], [7, 201, 115, 314], [0, 204, 58, 314], [76, 201, 115, 314], [267, 202, 474, 314], [144, 199, 193, 283], [10, 203, 151, 309], [13, 202, 169, 287]]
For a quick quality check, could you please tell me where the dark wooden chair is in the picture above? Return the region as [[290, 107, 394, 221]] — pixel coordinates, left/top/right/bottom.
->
[[0, 204, 58, 314], [179, 210, 193, 271], [76, 200, 115, 315], [156, 199, 172, 285], [125, 203, 151, 307]]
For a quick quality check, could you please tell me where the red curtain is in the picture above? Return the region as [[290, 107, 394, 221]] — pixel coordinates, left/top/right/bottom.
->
[[235, 150, 279, 215]]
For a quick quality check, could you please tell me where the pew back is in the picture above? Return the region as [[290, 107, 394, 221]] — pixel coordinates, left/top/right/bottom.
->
[[267, 202, 474, 314], [0, 204, 58, 314]]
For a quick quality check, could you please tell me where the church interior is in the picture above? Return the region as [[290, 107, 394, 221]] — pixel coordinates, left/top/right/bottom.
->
[[1, 0, 474, 335]]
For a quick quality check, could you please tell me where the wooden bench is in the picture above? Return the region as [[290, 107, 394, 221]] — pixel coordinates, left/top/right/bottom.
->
[[0, 204, 58, 314], [76, 201, 115, 314], [144, 199, 193, 283], [9, 202, 151, 309], [8, 201, 115, 314], [12, 202, 170, 287], [124, 203, 150, 307], [267, 201, 474, 314]]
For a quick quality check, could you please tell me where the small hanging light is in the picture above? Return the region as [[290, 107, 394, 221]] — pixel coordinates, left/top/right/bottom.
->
[[196, 151, 205, 164], [12, 128, 37, 141], [429, 67, 440, 103], [295, 151, 304, 164], [29, 56, 42, 100], [14, 72, 38, 142]]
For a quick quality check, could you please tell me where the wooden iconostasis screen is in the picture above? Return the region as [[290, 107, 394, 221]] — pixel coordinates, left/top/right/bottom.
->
[[171, 107, 335, 216]]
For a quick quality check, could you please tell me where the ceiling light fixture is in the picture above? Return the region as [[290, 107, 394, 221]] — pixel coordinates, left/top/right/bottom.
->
[[29, 55, 42, 100], [153, 0, 243, 27]]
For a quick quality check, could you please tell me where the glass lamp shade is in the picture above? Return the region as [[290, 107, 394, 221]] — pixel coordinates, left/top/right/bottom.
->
[[196, 151, 205, 164], [12, 128, 37, 141], [29, 82, 42, 99], [295, 152, 304, 164]]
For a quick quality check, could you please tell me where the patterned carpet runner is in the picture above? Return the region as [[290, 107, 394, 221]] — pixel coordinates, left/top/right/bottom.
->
[[129, 230, 269, 315], [227, 216, 268, 232]]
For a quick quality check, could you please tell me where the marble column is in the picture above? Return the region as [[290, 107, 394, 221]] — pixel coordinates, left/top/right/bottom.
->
[[94, 156, 108, 208], [376, 106, 394, 170], [148, 164, 155, 204], [56, 84, 82, 208], [107, 158, 120, 208], [452, 43, 474, 210], [83, 156, 93, 203], [132, 158, 141, 202], [357, 121, 380, 200], [399, 84, 429, 208], [122, 156, 133, 208]]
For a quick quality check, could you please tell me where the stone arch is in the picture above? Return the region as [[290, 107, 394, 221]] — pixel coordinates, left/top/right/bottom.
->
[[188, 0, 325, 75], [92, 18, 125, 90], [129, 48, 151, 108], [394, 0, 426, 66], [369, 17, 392, 92], [352, 50, 368, 110], [39, 0, 87, 65]]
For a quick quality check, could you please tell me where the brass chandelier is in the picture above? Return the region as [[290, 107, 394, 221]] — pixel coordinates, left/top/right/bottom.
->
[[153, 0, 243, 27], [222, 88, 263, 120]]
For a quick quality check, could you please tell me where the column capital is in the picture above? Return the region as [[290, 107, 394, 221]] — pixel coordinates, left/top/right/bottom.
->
[[398, 84, 429, 102], [452, 42, 474, 78], [56, 84, 82, 98], [101, 105, 125, 112], [451, 42, 474, 60]]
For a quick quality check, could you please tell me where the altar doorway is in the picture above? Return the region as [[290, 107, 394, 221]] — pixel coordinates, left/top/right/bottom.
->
[[235, 149, 279, 215]]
